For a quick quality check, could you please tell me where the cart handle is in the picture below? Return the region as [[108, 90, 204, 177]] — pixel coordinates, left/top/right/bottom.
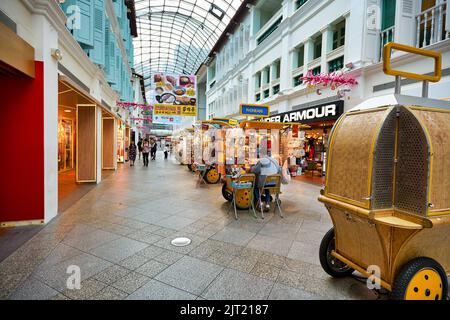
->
[[383, 42, 442, 83]]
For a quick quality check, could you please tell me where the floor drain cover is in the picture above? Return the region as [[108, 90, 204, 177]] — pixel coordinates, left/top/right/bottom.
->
[[171, 237, 191, 247]]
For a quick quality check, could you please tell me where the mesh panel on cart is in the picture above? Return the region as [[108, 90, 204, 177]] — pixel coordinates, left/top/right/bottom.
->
[[395, 107, 429, 216], [372, 107, 396, 209]]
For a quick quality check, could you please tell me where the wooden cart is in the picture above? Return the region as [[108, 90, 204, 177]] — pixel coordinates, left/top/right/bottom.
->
[[318, 43, 450, 300], [222, 120, 309, 209]]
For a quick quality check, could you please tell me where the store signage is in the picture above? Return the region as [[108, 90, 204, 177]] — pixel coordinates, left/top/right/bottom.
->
[[153, 115, 182, 124], [263, 100, 344, 124], [153, 104, 197, 117], [212, 118, 238, 126], [239, 104, 270, 117]]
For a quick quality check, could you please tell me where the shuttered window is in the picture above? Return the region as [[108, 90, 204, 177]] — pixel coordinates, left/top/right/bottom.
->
[[381, 0, 396, 30], [88, 0, 105, 66]]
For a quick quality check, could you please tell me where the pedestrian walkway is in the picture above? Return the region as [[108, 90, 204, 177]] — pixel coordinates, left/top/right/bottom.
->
[[0, 152, 383, 300]]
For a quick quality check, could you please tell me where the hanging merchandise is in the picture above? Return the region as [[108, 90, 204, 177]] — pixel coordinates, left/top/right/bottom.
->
[[193, 124, 203, 164], [225, 128, 245, 165]]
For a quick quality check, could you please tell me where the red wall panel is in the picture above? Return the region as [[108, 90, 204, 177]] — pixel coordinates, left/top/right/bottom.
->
[[0, 61, 44, 222]]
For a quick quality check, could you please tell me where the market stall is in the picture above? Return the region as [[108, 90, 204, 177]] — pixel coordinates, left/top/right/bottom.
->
[[173, 128, 194, 167], [221, 120, 309, 209], [192, 120, 237, 184]]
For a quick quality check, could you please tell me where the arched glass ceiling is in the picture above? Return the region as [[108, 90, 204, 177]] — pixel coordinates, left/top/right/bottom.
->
[[133, 0, 243, 87]]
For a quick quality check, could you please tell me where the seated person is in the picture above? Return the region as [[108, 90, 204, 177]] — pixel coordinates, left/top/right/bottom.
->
[[250, 156, 281, 211], [300, 157, 308, 173]]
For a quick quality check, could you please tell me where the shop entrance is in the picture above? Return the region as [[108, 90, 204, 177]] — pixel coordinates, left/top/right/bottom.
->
[[294, 122, 334, 185], [57, 80, 97, 212]]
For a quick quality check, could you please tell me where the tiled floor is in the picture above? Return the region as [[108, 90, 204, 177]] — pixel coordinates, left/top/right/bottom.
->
[[0, 152, 386, 300]]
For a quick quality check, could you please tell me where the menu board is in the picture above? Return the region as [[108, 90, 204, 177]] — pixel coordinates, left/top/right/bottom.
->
[[152, 73, 197, 107]]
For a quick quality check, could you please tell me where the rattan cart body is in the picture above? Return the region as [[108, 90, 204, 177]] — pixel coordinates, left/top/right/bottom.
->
[[318, 43, 450, 300]]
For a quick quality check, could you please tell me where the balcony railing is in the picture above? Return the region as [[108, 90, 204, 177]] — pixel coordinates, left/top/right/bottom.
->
[[379, 25, 395, 61], [416, 0, 449, 48]]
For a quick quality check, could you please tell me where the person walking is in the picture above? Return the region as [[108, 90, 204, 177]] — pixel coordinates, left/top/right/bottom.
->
[[128, 141, 137, 166], [150, 139, 157, 160], [164, 144, 169, 159], [250, 155, 281, 212], [142, 139, 150, 167], [137, 138, 143, 160]]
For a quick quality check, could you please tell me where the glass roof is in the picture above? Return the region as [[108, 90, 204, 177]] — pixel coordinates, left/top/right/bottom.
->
[[133, 0, 243, 87]]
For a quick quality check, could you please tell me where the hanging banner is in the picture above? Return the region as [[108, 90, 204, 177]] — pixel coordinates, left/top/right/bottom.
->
[[153, 115, 182, 124], [152, 73, 197, 107], [153, 104, 197, 117]]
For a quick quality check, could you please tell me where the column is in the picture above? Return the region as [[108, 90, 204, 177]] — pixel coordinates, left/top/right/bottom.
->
[[280, 25, 290, 90], [321, 26, 333, 73], [96, 106, 102, 183], [33, 14, 59, 223], [303, 38, 314, 76], [343, 13, 351, 65]]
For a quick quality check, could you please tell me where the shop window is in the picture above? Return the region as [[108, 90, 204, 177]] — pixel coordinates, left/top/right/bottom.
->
[[272, 59, 281, 80], [257, 16, 283, 46], [328, 56, 344, 72], [313, 35, 322, 59], [263, 89, 270, 99], [311, 66, 321, 76], [293, 45, 304, 69], [255, 93, 261, 101], [293, 75, 303, 87], [295, 0, 309, 10], [255, 72, 262, 89], [332, 20, 346, 50], [272, 84, 280, 95], [264, 66, 270, 84]]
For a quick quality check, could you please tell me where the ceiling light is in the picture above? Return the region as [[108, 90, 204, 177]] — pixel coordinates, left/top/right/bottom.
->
[[64, 109, 72, 113]]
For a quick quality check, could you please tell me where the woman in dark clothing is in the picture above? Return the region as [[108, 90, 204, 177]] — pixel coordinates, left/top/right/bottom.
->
[[137, 138, 143, 160], [128, 141, 137, 166], [150, 140, 157, 160]]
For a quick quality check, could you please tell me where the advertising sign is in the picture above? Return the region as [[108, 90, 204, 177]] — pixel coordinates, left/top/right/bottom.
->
[[239, 104, 270, 117], [153, 104, 197, 117], [153, 115, 182, 125], [152, 73, 197, 108]]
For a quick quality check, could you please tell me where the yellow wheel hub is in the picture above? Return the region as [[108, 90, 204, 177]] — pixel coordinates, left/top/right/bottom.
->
[[206, 169, 219, 183], [405, 268, 443, 300], [235, 189, 251, 209]]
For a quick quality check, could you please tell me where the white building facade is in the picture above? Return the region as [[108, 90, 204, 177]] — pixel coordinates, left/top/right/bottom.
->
[[205, 0, 450, 120]]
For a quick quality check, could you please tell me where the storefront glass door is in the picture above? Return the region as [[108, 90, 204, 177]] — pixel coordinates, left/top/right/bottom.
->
[[58, 119, 74, 172]]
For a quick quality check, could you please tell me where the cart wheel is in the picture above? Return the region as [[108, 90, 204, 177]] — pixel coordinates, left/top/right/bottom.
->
[[319, 228, 354, 278], [222, 184, 233, 202], [235, 189, 251, 210], [204, 168, 221, 184], [391, 257, 448, 300]]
